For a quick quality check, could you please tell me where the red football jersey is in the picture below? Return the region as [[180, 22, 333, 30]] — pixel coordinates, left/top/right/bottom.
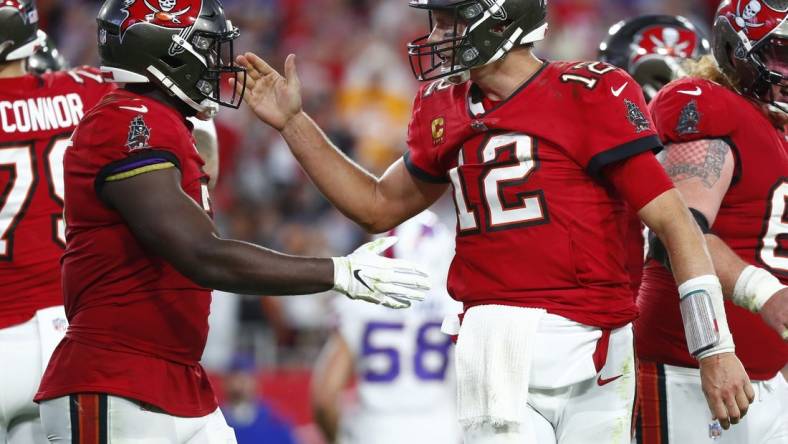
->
[[405, 61, 668, 329], [637, 77, 788, 380], [35, 89, 217, 416], [0, 68, 113, 329]]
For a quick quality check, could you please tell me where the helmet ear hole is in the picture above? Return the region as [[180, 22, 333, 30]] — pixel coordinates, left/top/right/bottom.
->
[[489, 19, 514, 37], [161, 55, 184, 69]]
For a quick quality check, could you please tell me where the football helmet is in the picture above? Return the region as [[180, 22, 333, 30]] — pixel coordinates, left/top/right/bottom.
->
[[0, 0, 44, 63], [713, 0, 788, 110], [96, 0, 246, 118], [599, 15, 710, 100], [27, 30, 67, 74], [407, 0, 548, 81]]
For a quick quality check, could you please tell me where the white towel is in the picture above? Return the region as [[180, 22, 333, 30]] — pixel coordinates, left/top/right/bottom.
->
[[454, 305, 546, 430]]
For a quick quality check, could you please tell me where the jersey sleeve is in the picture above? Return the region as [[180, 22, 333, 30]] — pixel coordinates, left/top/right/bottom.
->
[[565, 67, 663, 179], [403, 88, 450, 184], [603, 150, 674, 211], [648, 78, 737, 144], [73, 104, 191, 195]]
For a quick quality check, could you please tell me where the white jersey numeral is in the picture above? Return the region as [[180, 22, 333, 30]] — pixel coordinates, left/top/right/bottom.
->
[[560, 74, 598, 89], [561, 62, 616, 90], [0, 136, 72, 259], [449, 133, 547, 232], [0, 146, 35, 259], [45, 137, 71, 246], [759, 181, 788, 272], [449, 150, 477, 231], [482, 134, 544, 227]]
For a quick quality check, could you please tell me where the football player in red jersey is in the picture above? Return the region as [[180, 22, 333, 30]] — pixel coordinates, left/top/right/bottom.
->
[[633, 1, 788, 442], [599, 15, 712, 299], [234, 0, 755, 442], [31, 0, 431, 442], [0, 1, 116, 442]]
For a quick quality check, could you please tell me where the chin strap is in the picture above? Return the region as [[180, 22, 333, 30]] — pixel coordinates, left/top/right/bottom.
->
[[768, 100, 788, 114]]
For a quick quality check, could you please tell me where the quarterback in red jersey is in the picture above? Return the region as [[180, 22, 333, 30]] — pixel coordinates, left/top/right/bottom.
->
[[32, 0, 431, 442], [234, 0, 754, 442], [635, 1, 788, 442], [0, 0, 114, 442]]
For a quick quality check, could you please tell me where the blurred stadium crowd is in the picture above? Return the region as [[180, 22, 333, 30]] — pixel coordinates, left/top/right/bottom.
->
[[29, 0, 728, 442]]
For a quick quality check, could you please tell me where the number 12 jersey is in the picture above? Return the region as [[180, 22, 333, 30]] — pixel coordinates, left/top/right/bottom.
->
[[404, 61, 670, 329]]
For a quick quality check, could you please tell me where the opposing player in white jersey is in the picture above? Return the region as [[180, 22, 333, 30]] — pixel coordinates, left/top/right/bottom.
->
[[312, 211, 462, 444]]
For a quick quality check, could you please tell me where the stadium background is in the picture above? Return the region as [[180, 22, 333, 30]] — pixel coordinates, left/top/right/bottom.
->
[[34, 0, 722, 442]]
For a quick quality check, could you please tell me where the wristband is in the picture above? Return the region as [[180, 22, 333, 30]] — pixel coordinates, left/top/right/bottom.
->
[[732, 265, 786, 313], [678, 275, 735, 359]]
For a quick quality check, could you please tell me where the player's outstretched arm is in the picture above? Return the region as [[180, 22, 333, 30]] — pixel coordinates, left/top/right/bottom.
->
[[232, 52, 447, 233], [639, 188, 754, 429], [655, 139, 788, 341], [311, 332, 354, 443], [100, 168, 430, 307]]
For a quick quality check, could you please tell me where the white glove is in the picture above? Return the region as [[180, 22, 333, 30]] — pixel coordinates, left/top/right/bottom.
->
[[331, 236, 431, 309]]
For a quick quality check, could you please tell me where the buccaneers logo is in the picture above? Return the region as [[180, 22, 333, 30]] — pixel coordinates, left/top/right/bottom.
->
[[721, 0, 785, 41], [630, 25, 699, 66], [119, 0, 201, 40]]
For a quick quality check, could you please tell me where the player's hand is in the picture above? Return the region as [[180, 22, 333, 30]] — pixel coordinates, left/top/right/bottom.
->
[[760, 288, 788, 341], [698, 352, 755, 430], [331, 237, 430, 309], [233, 52, 303, 131]]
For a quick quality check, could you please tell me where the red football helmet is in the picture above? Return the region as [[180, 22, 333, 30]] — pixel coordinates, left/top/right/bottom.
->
[[713, 0, 788, 110]]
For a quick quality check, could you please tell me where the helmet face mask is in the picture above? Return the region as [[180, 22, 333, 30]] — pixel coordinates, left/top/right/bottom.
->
[[97, 0, 246, 118], [175, 28, 246, 110], [407, 0, 548, 82], [408, 7, 475, 82]]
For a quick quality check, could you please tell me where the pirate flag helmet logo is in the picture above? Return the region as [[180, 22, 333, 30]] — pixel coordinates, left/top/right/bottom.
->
[[118, 0, 201, 41]]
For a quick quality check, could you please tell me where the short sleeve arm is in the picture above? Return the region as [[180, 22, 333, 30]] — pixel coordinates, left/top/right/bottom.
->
[[603, 150, 674, 211], [568, 68, 663, 179]]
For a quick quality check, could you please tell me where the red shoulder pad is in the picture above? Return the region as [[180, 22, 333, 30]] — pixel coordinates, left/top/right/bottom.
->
[[649, 77, 736, 143]]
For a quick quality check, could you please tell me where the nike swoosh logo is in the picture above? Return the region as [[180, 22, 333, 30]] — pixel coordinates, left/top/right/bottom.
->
[[119, 105, 149, 113], [677, 87, 702, 96], [597, 374, 623, 386], [611, 82, 628, 97], [353, 269, 373, 292]]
